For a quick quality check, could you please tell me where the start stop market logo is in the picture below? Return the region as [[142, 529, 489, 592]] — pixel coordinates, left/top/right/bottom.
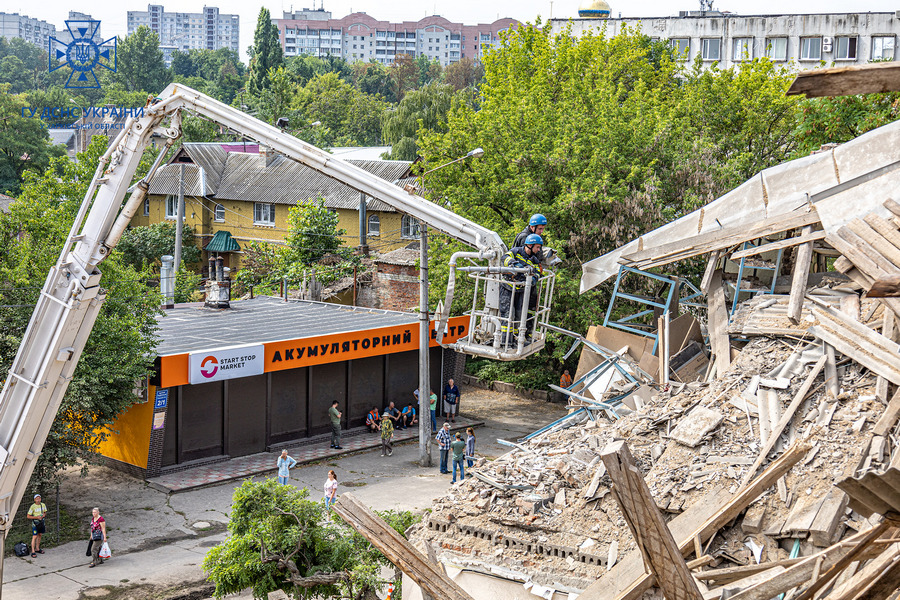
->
[[49, 19, 116, 89], [189, 345, 264, 385]]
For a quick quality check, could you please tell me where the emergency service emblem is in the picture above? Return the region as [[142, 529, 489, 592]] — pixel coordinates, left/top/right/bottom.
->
[[49, 19, 116, 89]]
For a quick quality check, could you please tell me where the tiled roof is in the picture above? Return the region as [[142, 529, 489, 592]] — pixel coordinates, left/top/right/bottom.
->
[[147, 143, 413, 213], [0, 193, 14, 213]]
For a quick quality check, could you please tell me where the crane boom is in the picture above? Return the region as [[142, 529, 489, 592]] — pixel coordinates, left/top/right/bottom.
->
[[0, 85, 553, 552]]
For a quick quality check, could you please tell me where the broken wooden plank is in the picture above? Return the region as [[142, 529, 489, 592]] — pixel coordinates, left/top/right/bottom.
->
[[876, 309, 895, 403], [873, 387, 900, 438], [789, 226, 815, 324], [787, 62, 900, 97], [601, 440, 703, 600], [620, 211, 819, 270], [700, 250, 721, 294], [727, 524, 889, 600], [693, 558, 805, 585], [578, 441, 809, 600], [809, 488, 850, 547], [707, 270, 731, 375], [584, 462, 607, 499], [731, 230, 826, 261], [740, 355, 827, 487], [741, 503, 766, 534], [847, 219, 900, 272], [809, 305, 900, 384], [332, 493, 476, 600], [781, 494, 827, 539]]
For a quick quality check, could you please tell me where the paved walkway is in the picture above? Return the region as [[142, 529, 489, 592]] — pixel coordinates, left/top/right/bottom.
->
[[147, 418, 482, 493]]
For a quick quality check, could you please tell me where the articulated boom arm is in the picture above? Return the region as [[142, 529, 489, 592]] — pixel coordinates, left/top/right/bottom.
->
[[0, 84, 523, 537]]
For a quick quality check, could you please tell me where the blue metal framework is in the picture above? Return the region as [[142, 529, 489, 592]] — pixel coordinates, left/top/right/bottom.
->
[[729, 240, 784, 316], [602, 266, 705, 353]]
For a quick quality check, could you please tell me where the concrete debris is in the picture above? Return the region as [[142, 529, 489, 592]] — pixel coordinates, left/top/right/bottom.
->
[[407, 173, 900, 600]]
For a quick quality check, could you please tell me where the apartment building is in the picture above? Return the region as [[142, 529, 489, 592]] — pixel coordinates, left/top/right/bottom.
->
[[274, 8, 517, 65], [0, 12, 56, 49], [127, 4, 239, 65], [551, 3, 900, 70]]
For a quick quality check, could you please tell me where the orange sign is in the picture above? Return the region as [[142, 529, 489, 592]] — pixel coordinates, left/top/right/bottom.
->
[[159, 316, 470, 388]]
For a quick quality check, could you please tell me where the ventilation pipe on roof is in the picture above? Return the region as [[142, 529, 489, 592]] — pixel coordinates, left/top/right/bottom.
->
[[205, 256, 230, 309], [161, 255, 175, 309], [261, 145, 277, 167]]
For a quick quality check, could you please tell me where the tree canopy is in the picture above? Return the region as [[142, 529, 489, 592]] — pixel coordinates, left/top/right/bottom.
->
[[249, 8, 284, 95], [115, 26, 170, 93], [203, 479, 418, 599]]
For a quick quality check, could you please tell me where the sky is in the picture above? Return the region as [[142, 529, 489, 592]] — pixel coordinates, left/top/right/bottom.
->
[[8, 0, 900, 63]]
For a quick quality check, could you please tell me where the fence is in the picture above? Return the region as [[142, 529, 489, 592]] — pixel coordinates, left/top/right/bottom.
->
[[6, 484, 62, 554]]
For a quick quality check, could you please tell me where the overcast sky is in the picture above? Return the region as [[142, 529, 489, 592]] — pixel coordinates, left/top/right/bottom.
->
[[10, 0, 900, 62]]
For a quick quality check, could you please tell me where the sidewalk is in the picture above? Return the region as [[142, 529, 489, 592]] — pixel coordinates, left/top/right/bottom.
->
[[147, 417, 482, 493]]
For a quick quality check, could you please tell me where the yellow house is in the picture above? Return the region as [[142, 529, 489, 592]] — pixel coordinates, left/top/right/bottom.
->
[[133, 143, 420, 269]]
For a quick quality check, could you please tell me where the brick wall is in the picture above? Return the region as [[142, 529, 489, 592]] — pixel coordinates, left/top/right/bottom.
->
[[372, 262, 419, 312]]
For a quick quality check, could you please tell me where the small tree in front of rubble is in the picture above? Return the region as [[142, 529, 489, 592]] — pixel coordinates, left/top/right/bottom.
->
[[203, 479, 418, 600]]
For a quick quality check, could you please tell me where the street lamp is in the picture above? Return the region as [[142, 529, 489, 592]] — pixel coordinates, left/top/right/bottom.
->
[[417, 148, 485, 467]]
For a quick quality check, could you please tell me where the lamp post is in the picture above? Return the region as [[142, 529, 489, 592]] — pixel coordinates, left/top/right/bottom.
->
[[417, 148, 485, 467]]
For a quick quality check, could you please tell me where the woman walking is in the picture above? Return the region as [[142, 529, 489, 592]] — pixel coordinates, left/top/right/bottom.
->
[[277, 449, 297, 485], [88, 507, 106, 567], [324, 470, 338, 511], [465, 427, 476, 468]]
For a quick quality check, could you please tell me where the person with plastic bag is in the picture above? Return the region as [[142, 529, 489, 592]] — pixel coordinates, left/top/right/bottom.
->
[[87, 507, 107, 567]]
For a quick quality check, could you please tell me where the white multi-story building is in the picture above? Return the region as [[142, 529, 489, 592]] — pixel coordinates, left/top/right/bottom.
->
[[127, 4, 239, 65], [552, 1, 900, 70], [0, 12, 56, 49], [274, 8, 517, 66]]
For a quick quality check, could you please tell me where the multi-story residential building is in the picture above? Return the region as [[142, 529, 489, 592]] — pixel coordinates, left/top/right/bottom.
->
[[0, 12, 56, 49], [274, 9, 517, 65], [552, 1, 900, 70], [127, 4, 239, 65]]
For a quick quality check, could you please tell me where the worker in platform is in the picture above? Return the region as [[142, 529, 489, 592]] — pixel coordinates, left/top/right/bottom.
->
[[513, 214, 548, 249], [500, 234, 544, 346]]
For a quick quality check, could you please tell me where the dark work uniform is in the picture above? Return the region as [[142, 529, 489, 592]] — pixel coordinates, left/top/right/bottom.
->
[[499, 246, 542, 344], [512, 226, 535, 249]]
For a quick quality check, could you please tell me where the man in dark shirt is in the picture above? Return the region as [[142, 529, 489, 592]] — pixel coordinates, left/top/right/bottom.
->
[[443, 379, 460, 423], [329, 400, 342, 449], [384, 402, 402, 429], [512, 214, 547, 248]]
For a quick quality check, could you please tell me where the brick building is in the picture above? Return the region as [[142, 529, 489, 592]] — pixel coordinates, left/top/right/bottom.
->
[[371, 246, 420, 312]]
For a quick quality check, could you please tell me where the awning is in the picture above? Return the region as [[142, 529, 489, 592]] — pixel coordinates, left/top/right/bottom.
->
[[204, 230, 241, 253]]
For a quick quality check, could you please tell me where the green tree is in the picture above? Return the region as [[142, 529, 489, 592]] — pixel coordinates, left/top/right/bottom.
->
[[203, 479, 419, 599], [389, 54, 417, 102], [249, 8, 284, 95], [116, 222, 202, 271], [285, 198, 345, 266], [443, 57, 483, 91], [294, 73, 386, 146], [0, 138, 159, 483], [256, 67, 298, 125], [794, 92, 900, 157], [0, 86, 65, 195], [116, 26, 170, 93], [351, 61, 395, 102], [414, 54, 442, 87], [382, 82, 454, 160]]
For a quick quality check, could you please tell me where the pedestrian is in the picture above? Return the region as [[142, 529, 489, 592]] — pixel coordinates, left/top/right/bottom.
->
[[384, 401, 402, 429], [324, 470, 338, 510], [560, 369, 573, 388], [380, 414, 394, 457], [87, 507, 106, 568], [276, 449, 297, 485], [27, 493, 47, 558], [429, 388, 438, 432], [365, 406, 380, 432], [436, 422, 451, 474], [451, 432, 467, 484], [329, 400, 343, 449], [443, 378, 460, 423], [465, 427, 476, 468]]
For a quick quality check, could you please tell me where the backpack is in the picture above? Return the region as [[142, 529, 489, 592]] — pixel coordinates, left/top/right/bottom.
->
[[14, 542, 28, 557]]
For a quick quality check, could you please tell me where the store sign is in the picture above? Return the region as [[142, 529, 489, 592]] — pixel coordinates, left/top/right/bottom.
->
[[189, 344, 264, 384], [154, 389, 169, 409]]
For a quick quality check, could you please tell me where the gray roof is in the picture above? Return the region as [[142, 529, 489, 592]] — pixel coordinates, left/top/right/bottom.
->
[[375, 247, 420, 266], [154, 295, 418, 356], [0, 193, 14, 213], [147, 143, 412, 213]]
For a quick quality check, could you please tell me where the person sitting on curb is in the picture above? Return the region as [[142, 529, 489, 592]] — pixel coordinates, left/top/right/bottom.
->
[[401, 403, 417, 429], [366, 406, 380, 433], [384, 402, 402, 429]]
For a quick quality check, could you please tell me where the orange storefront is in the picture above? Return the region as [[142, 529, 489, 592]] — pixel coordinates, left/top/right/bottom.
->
[[97, 297, 468, 478]]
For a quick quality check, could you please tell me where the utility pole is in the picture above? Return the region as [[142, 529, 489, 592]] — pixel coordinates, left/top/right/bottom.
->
[[418, 221, 432, 466], [174, 163, 185, 271]]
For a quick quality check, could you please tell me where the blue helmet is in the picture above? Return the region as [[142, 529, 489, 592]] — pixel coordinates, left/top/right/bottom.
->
[[529, 214, 548, 227], [524, 234, 544, 246]]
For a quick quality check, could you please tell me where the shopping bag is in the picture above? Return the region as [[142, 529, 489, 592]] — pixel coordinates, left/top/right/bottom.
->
[[98, 541, 111, 559]]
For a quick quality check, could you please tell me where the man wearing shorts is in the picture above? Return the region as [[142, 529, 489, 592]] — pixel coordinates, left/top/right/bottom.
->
[[27, 494, 47, 557], [443, 379, 460, 423]]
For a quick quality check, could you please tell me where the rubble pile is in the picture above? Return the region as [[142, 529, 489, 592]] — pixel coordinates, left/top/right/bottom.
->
[[408, 152, 900, 599]]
